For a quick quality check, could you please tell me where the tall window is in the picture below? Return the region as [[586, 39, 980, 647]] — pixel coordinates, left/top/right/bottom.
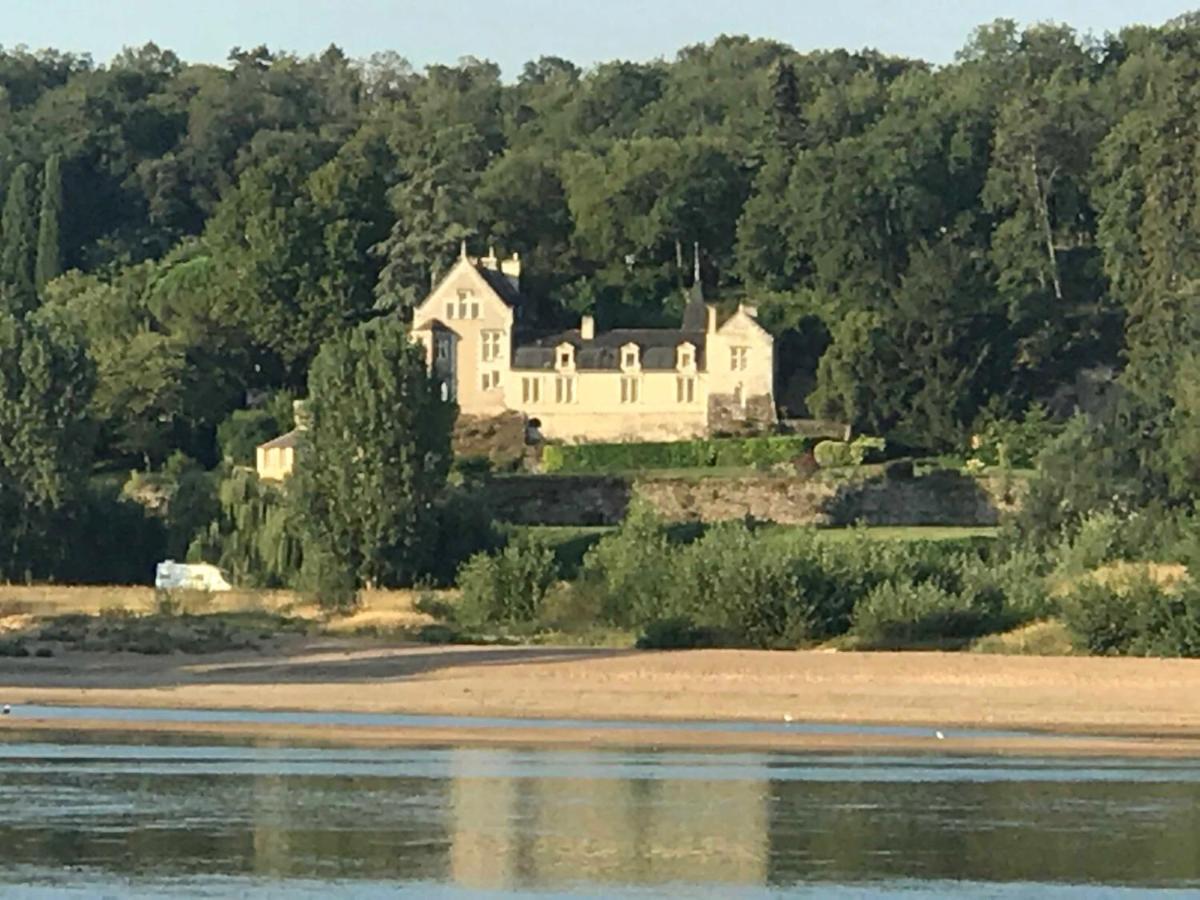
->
[[555, 376, 575, 404], [522, 377, 541, 403], [481, 371, 500, 391], [620, 376, 640, 404], [623, 349, 638, 369], [730, 346, 748, 371], [481, 330, 503, 362], [445, 302, 455, 320], [676, 376, 695, 404], [456, 289, 477, 319]]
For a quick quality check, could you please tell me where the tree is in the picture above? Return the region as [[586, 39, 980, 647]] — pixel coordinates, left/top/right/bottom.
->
[[0, 162, 37, 312], [292, 317, 455, 602], [0, 309, 95, 578], [35, 153, 62, 291]]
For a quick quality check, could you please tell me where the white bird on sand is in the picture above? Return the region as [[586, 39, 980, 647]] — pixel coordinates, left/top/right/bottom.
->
[[935, 730, 945, 740], [782, 713, 795, 723]]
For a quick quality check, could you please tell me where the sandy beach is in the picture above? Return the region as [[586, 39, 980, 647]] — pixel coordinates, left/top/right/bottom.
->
[[2, 639, 1200, 755]]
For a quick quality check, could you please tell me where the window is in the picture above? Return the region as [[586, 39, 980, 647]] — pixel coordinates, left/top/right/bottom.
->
[[730, 346, 749, 371], [559, 351, 572, 368], [470, 301, 479, 319], [445, 302, 455, 320], [522, 377, 541, 403], [456, 289, 478, 319], [676, 376, 695, 404], [679, 350, 692, 369], [435, 335, 453, 360], [555, 376, 575, 404], [481, 371, 500, 391], [481, 330, 503, 362], [620, 376, 640, 404], [623, 349, 638, 369]]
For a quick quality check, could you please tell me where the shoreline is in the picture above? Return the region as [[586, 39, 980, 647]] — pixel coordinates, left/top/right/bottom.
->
[[5, 715, 1200, 759], [3, 642, 1200, 757]]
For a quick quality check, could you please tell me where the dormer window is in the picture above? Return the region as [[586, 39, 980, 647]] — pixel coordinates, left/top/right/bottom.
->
[[620, 343, 640, 371], [556, 343, 575, 371], [677, 342, 696, 371]]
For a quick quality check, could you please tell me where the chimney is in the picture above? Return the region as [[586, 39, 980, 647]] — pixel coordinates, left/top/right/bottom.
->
[[581, 315, 595, 341], [480, 245, 499, 271], [500, 251, 521, 292], [293, 399, 311, 431], [738, 302, 759, 319], [706, 304, 717, 334]]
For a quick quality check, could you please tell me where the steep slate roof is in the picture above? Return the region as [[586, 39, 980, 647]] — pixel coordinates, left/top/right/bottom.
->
[[257, 429, 303, 451], [478, 267, 524, 307], [514, 327, 706, 371]]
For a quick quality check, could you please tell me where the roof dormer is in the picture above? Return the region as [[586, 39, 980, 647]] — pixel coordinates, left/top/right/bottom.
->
[[676, 341, 697, 372], [620, 342, 640, 372], [555, 342, 576, 372]]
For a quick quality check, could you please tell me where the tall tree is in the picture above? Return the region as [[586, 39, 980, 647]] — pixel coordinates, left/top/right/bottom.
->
[[0, 309, 95, 578], [292, 317, 455, 602], [35, 153, 63, 291], [0, 162, 37, 312]]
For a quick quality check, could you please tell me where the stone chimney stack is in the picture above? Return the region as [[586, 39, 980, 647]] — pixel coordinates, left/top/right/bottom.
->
[[581, 315, 595, 341], [706, 305, 718, 334], [293, 399, 311, 431], [480, 245, 499, 271], [500, 251, 521, 291]]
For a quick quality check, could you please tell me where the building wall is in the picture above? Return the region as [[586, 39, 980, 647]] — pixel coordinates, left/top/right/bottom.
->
[[507, 368, 710, 442], [255, 445, 294, 481], [413, 257, 515, 417]]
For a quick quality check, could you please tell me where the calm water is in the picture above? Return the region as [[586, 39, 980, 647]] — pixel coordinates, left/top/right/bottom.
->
[[0, 729, 1198, 897]]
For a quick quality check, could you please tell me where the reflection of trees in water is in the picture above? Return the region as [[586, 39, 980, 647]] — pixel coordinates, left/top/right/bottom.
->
[[766, 778, 1200, 886], [447, 748, 769, 889]]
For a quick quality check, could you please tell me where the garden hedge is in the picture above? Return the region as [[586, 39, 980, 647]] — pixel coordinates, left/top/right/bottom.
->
[[541, 435, 816, 473]]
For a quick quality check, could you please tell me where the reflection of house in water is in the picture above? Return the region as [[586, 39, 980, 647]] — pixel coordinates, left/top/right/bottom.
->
[[447, 749, 769, 889]]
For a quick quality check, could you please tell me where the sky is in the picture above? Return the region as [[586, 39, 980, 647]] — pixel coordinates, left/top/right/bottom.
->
[[3, 0, 1195, 76]]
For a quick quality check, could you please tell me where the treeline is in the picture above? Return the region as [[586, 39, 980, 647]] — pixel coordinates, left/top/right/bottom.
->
[[5, 16, 1200, 594]]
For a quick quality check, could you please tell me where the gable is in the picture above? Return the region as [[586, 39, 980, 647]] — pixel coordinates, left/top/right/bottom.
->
[[413, 256, 513, 326]]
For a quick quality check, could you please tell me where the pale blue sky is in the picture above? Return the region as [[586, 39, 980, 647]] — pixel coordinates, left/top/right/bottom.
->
[[3, 1, 1194, 75]]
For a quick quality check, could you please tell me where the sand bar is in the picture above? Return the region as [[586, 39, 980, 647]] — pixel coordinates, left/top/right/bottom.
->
[[2, 641, 1200, 755]]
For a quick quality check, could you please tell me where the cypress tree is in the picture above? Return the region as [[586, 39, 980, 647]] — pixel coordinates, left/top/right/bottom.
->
[[35, 154, 63, 292], [0, 163, 37, 313]]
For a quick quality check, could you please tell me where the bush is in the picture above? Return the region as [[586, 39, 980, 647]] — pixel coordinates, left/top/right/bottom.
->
[[541, 436, 815, 473], [456, 534, 559, 627], [851, 579, 1001, 647], [577, 504, 673, 625], [971, 403, 1060, 470], [1061, 575, 1200, 657], [636, 617, 718, 650], [813, 440, 853, 468]]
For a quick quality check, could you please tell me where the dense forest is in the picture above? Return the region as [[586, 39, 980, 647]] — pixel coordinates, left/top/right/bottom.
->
[[4, 14, 1200, 602]]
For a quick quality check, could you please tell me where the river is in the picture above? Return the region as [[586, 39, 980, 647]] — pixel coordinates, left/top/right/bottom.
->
[[0, 718, 1198, 896]]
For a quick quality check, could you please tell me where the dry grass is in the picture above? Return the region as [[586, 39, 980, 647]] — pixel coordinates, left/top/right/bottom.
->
[[0, 583, 452, 634], [1048, 561, 1191, 598], [971, 619, 1076, 656]]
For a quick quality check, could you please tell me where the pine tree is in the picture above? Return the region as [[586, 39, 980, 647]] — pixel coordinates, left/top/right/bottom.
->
[[0, 163, 37, 313], [35, 154, 63, 292]]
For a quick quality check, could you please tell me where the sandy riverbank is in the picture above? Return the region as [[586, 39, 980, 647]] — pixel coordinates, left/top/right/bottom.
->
[[2, 640, 1200, 755]]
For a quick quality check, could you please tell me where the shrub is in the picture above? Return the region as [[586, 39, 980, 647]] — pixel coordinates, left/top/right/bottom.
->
[[541, 436, 814, 473], [1061, 575, 1200, 657], [851, 579, 1000, 647], [456, 534, 558, 627], [578, 503, 673, 625], [882, 458, 914, 480], [971, 403, 1060, 470], [636, 616, 718, 650], [814, 440, 853, 468]]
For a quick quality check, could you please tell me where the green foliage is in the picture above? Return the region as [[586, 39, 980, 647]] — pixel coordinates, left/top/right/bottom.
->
[[971, 403, 1059, 469], [813, 436, 884, 468], [577, 503, 673, 625], [456, 534, 559, 627], [291, 317, 455, 592], [217, 408, 285, 466], [1061, 576, 1200, 658], [636, 617, 718, 650], [0, 163, 37, 313], [541, 435, 814, 473], [35, 154, 62, 293], [851, 579, 1001, 648]]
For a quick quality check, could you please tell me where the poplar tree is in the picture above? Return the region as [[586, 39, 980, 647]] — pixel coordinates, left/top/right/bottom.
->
[[292, 317, 455, 605], [35, 153, 63, 292], [0, 163, 37, 313]]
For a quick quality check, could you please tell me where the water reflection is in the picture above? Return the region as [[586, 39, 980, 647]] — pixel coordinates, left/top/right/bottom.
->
[[0, 737, 1198, 894]]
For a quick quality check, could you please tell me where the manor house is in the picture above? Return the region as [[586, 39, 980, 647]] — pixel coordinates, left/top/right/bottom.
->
[[256, 246, 776, 480], [411, 245, 776, 443]]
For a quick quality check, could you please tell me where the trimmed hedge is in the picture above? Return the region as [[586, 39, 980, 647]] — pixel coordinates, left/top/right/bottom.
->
[[542, 435, 815, 473]]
